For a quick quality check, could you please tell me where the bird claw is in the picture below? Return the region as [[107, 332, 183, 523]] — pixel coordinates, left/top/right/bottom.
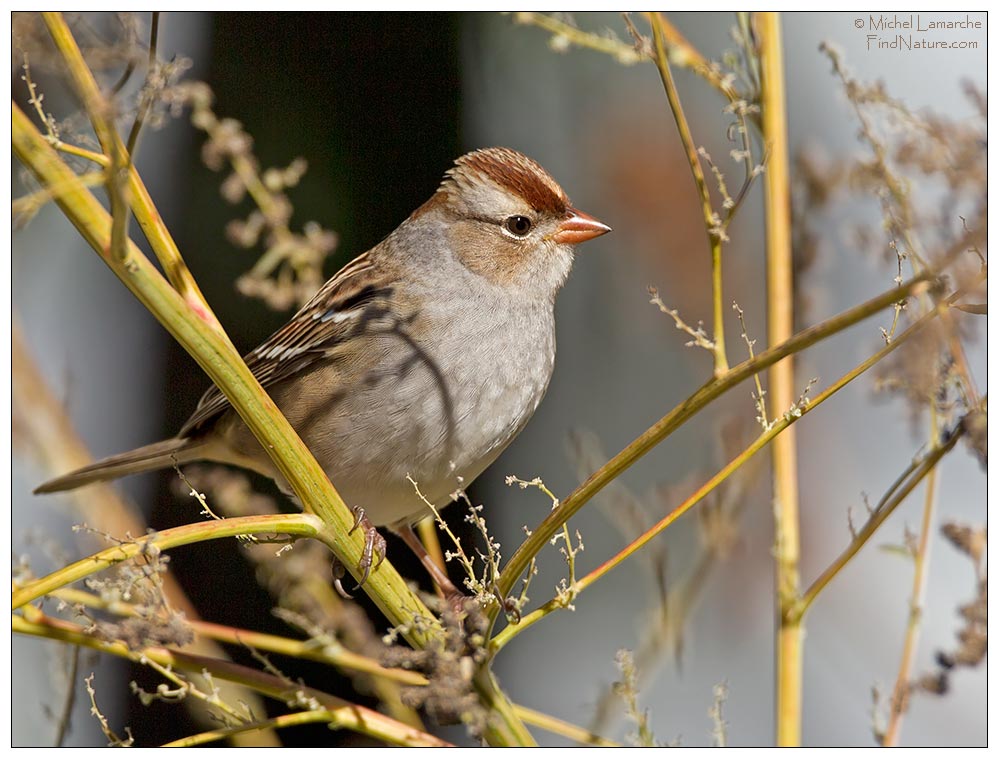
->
[[348, 506, 386, 590], [330, 506, 387, 598], [331, 558, 353, 599]]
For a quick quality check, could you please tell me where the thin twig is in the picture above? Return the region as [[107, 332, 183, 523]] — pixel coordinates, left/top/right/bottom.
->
[[12, 513, 325, 610], [124, 11, 160, 161], [649, 286, 714, 352], [882, 407, 940, 746], [162, 710, 343, 747], [789, 418, 967, 621], [650, 13, 729, 376], [512, 704, 619, 747], [733, 301, 769, 429], [84, 673, 133, 746], [53, 645, 82, 747], [512, 12, 644, 64]]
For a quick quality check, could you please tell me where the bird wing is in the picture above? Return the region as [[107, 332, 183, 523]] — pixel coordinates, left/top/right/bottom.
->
[[180, 251, 396, 435]]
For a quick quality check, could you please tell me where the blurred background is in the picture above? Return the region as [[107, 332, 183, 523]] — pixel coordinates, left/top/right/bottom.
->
[[12, 12, 987, 747]]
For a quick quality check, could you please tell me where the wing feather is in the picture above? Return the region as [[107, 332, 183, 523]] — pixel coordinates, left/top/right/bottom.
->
[[180, 251, 395, 435]]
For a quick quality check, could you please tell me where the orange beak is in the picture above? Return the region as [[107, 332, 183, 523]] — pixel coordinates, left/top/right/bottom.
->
[[553, 207, 612, 245]]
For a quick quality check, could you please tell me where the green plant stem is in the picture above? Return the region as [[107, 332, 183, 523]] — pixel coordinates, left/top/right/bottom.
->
[[51, 585, 428, 686], [12, 102, 437, 641], [12, 514, 323, 610], [882, 408, 941, 746], [492, 296, 949, 652], [650, 13, 728, 376], [474, 668, 538, 746], [11, 170, 105, 222], [756, 11, 802, 746], [512, 704, 618, 747], [193, 617, 426, 685], [490, 236, 975, 629], [165, 700, 617, 748], [41, 12, 224, 331], [124, 11, 160, 160], [162, 711, 347, 747], [14, 92, 533, 749], [649, 13, 748, 107], [513, 12, 644, 63], [787, 420, 966, 623], [53, 141, 109, 166], [13, 613, 450, 748]]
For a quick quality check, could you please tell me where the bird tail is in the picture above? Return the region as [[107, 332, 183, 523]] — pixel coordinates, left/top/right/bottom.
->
[[34, 437, 205, 494]]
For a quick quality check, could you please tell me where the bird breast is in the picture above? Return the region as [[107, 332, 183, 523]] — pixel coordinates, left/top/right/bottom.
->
[[405, 297, 557, 501], [282, 297, 556, 526]]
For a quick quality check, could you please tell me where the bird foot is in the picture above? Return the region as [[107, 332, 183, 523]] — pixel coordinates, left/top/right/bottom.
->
[[331, 506, 387, 599]]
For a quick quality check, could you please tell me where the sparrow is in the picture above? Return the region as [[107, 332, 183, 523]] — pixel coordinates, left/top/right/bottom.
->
[[35, 147, 611, 598]]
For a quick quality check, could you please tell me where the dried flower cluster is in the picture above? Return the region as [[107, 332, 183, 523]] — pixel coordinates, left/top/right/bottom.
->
[[381, 605, 491, 735], [169, 81, 340, 311]]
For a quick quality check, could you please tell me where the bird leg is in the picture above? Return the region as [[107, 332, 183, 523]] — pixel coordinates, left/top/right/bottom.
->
[[393, 521, 465, 603], [331, 506, 387, 599], [350, 506, 387, 584]]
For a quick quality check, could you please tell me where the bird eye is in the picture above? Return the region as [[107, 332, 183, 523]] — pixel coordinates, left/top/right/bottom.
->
[[503, 215, 533, 237]]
